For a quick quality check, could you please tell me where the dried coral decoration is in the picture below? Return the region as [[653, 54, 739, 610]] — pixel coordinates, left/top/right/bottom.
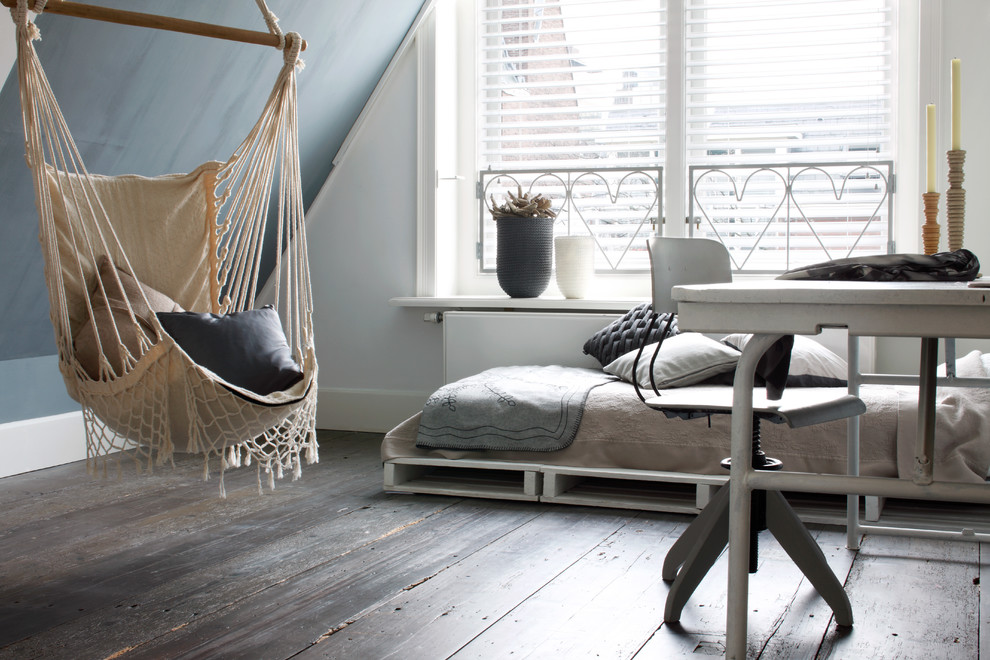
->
[[490, 185, 557, 219]]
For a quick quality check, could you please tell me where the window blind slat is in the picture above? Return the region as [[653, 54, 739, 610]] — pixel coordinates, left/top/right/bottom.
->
[[481, 75, 664, 91]]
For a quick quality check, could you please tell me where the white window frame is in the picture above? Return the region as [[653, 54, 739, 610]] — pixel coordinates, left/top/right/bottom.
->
[[417, 0, 925, 297]]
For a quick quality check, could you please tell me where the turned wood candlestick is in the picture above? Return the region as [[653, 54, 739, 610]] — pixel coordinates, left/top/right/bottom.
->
[[946, 149, 966, 251], [922, 192, 941, 255]]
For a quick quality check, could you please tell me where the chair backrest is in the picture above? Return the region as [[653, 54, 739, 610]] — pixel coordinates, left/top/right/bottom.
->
[[648, 236, 732, 314]]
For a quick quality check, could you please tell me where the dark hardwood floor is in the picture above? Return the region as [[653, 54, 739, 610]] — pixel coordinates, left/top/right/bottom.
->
[[0, 430, 986, 659]]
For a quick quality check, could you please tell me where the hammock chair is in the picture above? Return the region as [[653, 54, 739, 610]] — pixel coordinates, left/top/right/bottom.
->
[[9, 0, 318, 494]]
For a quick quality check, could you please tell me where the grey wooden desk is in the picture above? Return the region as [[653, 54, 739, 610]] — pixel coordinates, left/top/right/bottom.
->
[[669, 279, 990, 659]]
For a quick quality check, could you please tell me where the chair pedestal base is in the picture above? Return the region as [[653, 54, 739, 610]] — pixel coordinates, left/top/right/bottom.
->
[[662, 483, 853, 627]]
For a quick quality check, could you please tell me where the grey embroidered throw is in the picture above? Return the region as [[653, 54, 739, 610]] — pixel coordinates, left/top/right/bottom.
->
[[416, 365, 615, 452]]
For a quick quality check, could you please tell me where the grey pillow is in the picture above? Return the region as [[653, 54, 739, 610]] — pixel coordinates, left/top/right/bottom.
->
[[157, 306, 304, 396], [604, 332, 740, 389], [721, 333, 847, 387], [583, 303, 678, 367], [74, 256, 184, 379]]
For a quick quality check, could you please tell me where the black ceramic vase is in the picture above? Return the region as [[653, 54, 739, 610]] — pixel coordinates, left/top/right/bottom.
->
[[495, 215, 554, 298]]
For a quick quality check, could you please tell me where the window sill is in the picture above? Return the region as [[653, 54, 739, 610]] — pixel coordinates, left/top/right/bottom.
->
[[389, 296, 646, 313]]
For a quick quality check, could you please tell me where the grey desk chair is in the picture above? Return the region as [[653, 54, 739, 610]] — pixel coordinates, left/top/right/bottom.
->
[[641, 236, 862, 628], [630, 237, 732, 401]]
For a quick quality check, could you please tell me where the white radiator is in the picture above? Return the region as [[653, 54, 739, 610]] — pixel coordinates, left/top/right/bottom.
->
[[442, 311, 620, 383]]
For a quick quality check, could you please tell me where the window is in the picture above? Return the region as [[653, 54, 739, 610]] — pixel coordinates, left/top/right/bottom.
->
[[478, 1, 665, 168], [683, 1, 895, 272], [428, 0, 899, 295], [476, 0, 666, 276]]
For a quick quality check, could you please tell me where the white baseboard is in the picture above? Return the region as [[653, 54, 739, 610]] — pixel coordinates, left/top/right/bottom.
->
[[0, 411, 86, 478], [1, 388, 426, 478], [317, 387, 431, 433]]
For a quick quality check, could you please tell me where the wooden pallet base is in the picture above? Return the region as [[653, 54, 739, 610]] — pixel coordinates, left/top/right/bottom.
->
[[384, 458, 544, 502], [382, 458, 897, 526]]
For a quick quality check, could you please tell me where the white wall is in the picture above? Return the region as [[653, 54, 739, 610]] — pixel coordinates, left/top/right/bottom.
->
[[0, 15, 14, 79], [875, 0, 990, 374], [307, 41, 443, 432], [309, 1, 990, 431]]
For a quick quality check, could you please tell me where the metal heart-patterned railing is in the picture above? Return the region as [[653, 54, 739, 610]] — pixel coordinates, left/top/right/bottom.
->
[[480, 167, 663, 273], [689, 161, 894, 273]]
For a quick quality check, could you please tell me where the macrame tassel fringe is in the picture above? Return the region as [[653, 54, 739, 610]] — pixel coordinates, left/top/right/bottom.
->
[[266, 461, 275, 491], [227, 444, 243, 469], [306, 432, 319, 465]]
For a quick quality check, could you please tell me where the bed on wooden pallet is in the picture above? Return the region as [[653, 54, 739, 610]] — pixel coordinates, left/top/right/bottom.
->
[[382, 308, 990, 525]]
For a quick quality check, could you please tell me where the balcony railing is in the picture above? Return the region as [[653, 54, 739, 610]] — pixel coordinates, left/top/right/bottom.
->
[[689, 161, 894, 274], [478, 161, 894, 275], [479, 167, 663, 273]]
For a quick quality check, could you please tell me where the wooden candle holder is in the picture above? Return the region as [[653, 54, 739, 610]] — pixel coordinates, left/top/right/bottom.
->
[[946, 149, 966, 251], [922, 192, 940, 255]]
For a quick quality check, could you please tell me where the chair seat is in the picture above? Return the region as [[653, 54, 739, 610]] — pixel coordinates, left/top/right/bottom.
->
[[643, 386, 865, 429]]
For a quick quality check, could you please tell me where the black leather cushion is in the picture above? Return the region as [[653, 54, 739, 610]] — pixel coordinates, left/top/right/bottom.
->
[[778, 248, 980, 281], [583, 303, 678, 367], [157, 306, 304, 396]]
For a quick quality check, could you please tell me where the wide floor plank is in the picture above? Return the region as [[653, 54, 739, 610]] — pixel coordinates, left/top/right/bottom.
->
[[634, 525, 856, 658], [818, 534, 980, 659], [983, 544, 990, 660], [0, 430, 985, 659], [122, 500, 548, 659], [449, 514, 687, 659], [302, 507, 646, 659]]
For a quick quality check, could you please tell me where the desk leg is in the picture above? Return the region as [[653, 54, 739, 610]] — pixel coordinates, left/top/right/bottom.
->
[[915, 338, 938, 485], [846, 334, 861, 550], [726, 333, 781, 660]]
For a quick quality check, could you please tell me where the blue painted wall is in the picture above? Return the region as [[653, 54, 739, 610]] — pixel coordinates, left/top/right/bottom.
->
[[0, 0, 425, 423]]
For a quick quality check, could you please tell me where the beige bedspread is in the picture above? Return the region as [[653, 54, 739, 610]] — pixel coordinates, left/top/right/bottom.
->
[[383, 351, 990, 483], [895, 350, 990, 483]]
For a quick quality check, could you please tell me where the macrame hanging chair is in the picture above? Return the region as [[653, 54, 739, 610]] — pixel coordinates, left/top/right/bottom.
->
[[9, 0, 318, 494]]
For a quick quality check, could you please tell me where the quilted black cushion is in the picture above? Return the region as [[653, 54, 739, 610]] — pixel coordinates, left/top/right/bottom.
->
[[583, 303, 679, 367], [157, 305, 304, 396]]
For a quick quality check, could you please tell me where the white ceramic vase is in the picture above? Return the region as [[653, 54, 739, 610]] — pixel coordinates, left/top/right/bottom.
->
[[554, 235, 595, 299]]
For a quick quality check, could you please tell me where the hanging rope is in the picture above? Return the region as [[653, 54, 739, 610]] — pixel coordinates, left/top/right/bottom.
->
[[254, 0, 304, 69], [255, 0, 284, 50]]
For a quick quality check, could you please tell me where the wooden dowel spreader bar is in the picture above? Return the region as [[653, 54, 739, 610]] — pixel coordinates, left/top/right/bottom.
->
[[0, 0, 307, 51]]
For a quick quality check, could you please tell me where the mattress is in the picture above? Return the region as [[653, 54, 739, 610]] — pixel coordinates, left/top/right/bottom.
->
[[383, 351, 990, 484]]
